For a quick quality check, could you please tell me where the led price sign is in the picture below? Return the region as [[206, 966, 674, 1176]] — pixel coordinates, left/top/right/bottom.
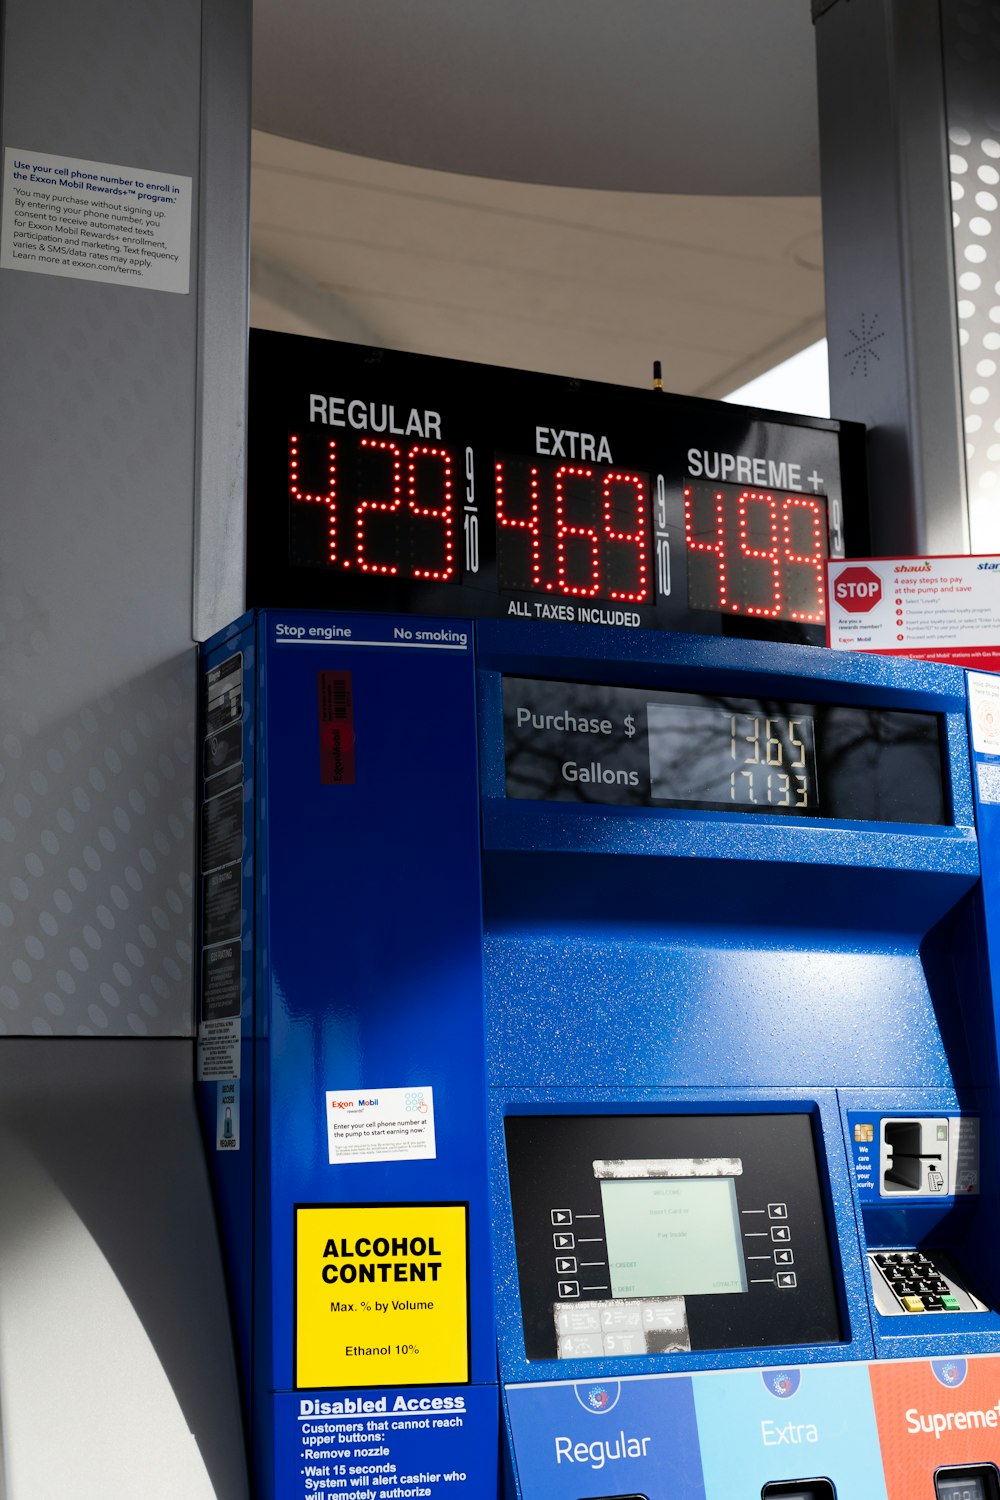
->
[[684, 480, 827, 624], [248, 332, 869, 645], [289, 431, 461, 582], [494, 454, 652, 604]]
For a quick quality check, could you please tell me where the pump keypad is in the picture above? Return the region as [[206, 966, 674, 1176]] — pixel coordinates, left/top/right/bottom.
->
[[876, 1251, 950, 1310], [868, 1250, 981, 1314]]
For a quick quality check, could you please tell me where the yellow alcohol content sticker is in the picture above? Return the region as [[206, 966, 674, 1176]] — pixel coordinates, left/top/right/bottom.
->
[[295, 1203, 469, 1389]]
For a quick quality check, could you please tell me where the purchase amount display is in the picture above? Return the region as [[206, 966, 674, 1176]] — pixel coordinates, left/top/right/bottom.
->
[[249, 332, 868, 645], [501, 676, 948, 825]]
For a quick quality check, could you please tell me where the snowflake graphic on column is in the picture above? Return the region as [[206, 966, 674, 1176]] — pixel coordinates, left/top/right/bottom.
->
[[844, 312, 887, 377]]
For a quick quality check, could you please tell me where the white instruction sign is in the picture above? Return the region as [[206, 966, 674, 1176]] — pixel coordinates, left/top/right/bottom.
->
[[326, 1085, 436, 1165], [198, 1016, 241, 1081], [1, 148, 191, 292], [827, 555, 1000, 670]]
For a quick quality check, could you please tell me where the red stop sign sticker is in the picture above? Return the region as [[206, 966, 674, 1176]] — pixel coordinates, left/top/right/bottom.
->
[[832, 565, 883, 613]]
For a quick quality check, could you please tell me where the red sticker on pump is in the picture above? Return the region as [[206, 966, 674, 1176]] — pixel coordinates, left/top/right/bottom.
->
[[318, 671, 355, 785]]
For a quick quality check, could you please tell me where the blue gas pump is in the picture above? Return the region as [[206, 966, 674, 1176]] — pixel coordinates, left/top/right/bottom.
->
[[196, 334, 1000, 1500], [198, 608, 1000, 1500]]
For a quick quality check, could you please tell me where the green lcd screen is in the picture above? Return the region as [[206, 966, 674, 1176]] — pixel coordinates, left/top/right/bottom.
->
[[600, 1176, 748, 1298]]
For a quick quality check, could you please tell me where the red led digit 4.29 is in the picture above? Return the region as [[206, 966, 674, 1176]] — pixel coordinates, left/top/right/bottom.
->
[[684, 481, 828, 625], [288, 432, 458, 581], [496, 454, 652, 604]]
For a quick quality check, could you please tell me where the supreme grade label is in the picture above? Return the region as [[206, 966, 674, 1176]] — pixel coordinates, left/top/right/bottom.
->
[[869, 1355, 1000, 1499], [295, 1203, 469, 1389]]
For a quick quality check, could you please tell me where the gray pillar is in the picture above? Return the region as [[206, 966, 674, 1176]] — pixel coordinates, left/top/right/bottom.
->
[[815, 0, 1000, 558], [0, 0, 250, 1493]]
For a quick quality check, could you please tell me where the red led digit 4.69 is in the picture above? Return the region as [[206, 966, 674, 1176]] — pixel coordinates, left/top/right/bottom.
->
[[288, 431, 457, 581], [496, 454, 652, 604], [684, 480, 828, 624]]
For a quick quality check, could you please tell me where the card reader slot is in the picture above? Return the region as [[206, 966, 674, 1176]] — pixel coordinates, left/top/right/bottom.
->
[[882, 1118, 947, 1195]]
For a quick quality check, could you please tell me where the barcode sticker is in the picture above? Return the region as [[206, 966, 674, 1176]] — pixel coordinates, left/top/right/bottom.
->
[[977, 761, 1000, 804], [318, 670, 355, 784]]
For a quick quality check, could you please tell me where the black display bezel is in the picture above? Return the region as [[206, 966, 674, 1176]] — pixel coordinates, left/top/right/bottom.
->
[[504, 1113, 843, 1362], [247, 331, 871, 644], [502, 676, 950, 826]]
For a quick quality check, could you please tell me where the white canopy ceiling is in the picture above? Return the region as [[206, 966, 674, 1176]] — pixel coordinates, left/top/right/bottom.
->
[[249, 4, 827, 402], [252, 0, 822, 195]]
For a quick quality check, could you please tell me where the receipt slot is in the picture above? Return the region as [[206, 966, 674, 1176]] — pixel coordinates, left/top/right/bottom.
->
[[198, 610, 1000, 1500]]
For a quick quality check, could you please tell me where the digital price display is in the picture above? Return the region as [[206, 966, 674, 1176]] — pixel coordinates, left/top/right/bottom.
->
[[494, 454, 652, 604], [288, 431, 460, 581], [248, 331, 869, 644], [684, 479, 827, 624], [646, 703, 818, 813], [502, 676, 948, 826]]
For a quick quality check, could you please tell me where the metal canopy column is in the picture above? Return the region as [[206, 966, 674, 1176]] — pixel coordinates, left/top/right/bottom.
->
[[814, 0, 1000, 558], [0, 0, 251, 1493]]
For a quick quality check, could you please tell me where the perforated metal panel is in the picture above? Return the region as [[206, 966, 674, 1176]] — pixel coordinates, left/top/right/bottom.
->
[[942, 1, 1000, 551]]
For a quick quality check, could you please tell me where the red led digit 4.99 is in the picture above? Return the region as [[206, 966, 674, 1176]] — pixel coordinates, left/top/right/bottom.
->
[[289, 432, 457, 581], [684, 480, 828, 625], [496, 455, 652, 604]]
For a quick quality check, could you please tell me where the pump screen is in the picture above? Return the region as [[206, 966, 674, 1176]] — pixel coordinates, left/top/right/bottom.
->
[[601, 1177, 748, 1298]]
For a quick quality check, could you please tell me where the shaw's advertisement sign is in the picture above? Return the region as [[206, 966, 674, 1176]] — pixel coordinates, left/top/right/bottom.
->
[[827, 555, 1000, 670]]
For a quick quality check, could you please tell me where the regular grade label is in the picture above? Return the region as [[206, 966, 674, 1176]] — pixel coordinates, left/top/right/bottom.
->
[[296, 1204, 469, 1390]]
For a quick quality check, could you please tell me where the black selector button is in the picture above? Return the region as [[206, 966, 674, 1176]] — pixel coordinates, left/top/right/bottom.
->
[[761, 1480, 837, 1499]]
